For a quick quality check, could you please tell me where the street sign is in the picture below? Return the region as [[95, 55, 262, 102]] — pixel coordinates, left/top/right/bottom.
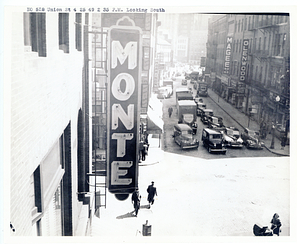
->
[[107, 17, 142, 196]]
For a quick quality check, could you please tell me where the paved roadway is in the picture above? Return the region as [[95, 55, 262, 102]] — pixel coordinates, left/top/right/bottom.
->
[[162, 77, 275, 159]]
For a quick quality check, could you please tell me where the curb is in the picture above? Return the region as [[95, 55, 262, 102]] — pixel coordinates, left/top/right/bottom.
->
[[262, 145, 289, 157]]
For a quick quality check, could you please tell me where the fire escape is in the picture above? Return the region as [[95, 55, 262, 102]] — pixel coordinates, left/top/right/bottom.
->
[[90, 27, 108, 214]]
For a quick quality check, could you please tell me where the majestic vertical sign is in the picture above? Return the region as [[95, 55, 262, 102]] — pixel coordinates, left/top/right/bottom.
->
[[240, 39, 249, 81], [223, 37, 232, 74], [107, 20, 141, 195]]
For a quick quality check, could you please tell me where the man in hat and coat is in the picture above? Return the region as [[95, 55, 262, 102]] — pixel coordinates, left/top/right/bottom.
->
[[147, 181, 157, 208], [131, 189, 141, 216]]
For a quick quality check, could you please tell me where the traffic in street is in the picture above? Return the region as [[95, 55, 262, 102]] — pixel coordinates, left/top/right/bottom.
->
[[161, 76, 276, 159]]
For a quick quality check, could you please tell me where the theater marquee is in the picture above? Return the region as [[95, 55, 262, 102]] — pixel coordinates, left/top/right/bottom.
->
[[107, 17, 142, 197]]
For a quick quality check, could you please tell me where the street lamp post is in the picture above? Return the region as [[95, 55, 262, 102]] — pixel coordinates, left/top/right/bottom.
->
[[270, 95, 280, 149]]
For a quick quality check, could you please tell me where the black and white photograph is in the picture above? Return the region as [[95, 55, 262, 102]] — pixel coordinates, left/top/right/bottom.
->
[[2, 1, 298, 243]]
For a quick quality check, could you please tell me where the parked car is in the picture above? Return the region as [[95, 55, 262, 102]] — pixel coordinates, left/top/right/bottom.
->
[[196, 102, 207, 115], [241, 128, 263, 149], [173, 124, 199, 149], [201, 128, 226, 154], [181, 79, 187, 85], [207, 116, 224, 129], [199, 109, 214, 124], [222, 127, 243, 148], [194, 97, 204, 104]]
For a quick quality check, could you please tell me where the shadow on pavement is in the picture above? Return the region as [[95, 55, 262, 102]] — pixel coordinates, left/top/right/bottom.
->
[[116, 211, 136, 219]]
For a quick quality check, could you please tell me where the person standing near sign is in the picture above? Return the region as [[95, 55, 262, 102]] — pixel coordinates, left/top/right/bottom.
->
[[132, 189, 141, 216], [147, 181, 157, 208]]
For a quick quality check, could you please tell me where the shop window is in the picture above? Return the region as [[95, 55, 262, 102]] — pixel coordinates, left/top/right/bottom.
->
[[23, 13, 47, 57], [59, 13, 69, 53]]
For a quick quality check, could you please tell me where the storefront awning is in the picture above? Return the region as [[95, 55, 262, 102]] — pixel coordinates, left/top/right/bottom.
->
[[147, 109, 164, 134]]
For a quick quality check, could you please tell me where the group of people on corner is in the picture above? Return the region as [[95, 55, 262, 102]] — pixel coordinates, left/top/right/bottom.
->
[[131, 181, 157, 217]]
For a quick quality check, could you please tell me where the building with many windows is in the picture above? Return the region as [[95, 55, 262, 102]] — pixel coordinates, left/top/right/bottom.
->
[[206, 14, 290, 142], [8, 10, 93, 236]]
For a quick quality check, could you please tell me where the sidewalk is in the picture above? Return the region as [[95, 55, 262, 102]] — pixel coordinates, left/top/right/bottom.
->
[[208, 90, 290, 157]]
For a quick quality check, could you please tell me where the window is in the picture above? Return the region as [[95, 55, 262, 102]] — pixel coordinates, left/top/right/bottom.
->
[[245, 18, 247, 31], [241, 19, 244, 31], [75, 13, 82, 51], [59, 13, 69, 53], [282, 33, 286, 56], [258, 37, 261, 51], [33, 166, 42, 213], [248, 16, 251, 29], [23, 13, 47, 57]]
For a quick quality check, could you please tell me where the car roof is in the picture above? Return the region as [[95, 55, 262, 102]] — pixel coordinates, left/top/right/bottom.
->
[[174, 123, 193, 131], [177, 100, 196, 106], [176, 87, 190, 92], [203, 128, 222, 134]]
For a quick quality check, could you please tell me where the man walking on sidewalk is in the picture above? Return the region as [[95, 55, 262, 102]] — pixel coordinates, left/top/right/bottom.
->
[[132, 189, 141, 216], [147, 181, 157, 208]]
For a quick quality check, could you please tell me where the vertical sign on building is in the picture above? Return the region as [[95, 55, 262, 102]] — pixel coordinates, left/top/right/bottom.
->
[[240, 39, 249, 81], [223, 37, 232, 74], [107, 17, 142, 197]]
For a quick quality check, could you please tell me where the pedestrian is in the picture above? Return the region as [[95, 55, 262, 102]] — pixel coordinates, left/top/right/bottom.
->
[[270, 213, 282, 236], [168, 107, 173, 118], [131, 189, 141, 216], [281, 134, 287, 149], [147, 181, 157, 208]]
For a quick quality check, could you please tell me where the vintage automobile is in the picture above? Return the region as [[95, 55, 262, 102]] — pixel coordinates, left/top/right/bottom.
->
[[207, 115, 225, 129], [173, 124, 199, 149], [196, 102, 207, 115], [241, 128, 264, 149], [201, 128, 227, 154], [222, 127, 243, 148], [194, 97, 204, 104], [199, 108, 214, 124]]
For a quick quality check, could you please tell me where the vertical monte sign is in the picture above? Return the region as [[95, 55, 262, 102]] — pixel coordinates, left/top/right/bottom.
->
[[107, 17, 141, 197]]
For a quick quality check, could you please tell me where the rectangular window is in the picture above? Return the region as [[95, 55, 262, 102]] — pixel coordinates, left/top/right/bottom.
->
[[258, 37, 261, 51], [33, 166, 42, 213], [75, 13, 82, 51], [248, 16, 251, 29], [59, 13, 69, 53], [23, 13, 47, 57]]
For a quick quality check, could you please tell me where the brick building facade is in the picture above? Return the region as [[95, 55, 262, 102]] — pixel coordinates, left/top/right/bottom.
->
[[206, 14, 290, 142], [7, 10, 93, 236]]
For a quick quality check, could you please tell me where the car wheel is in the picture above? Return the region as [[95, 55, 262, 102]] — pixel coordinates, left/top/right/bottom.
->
[[208, 147, 212, 153], [223, 151, 226, 155]]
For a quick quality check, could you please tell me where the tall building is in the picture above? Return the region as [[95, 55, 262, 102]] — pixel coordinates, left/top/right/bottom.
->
[[206, 14, 290, 142], [158, 13, 209, 65], [8, 10, 93, 236]]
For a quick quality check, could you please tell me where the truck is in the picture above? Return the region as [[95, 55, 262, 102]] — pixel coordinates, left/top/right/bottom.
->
[[177, 100, 198, 134], [162, 79, 174, 96], [196, 81, 208, 97], [175, 87, 190, 101], [157, 86, 172, 99]]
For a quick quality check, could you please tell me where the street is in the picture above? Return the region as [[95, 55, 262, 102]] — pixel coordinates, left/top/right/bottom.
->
[[91, 135, 290, 238], [162, 77, 276, 159]]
